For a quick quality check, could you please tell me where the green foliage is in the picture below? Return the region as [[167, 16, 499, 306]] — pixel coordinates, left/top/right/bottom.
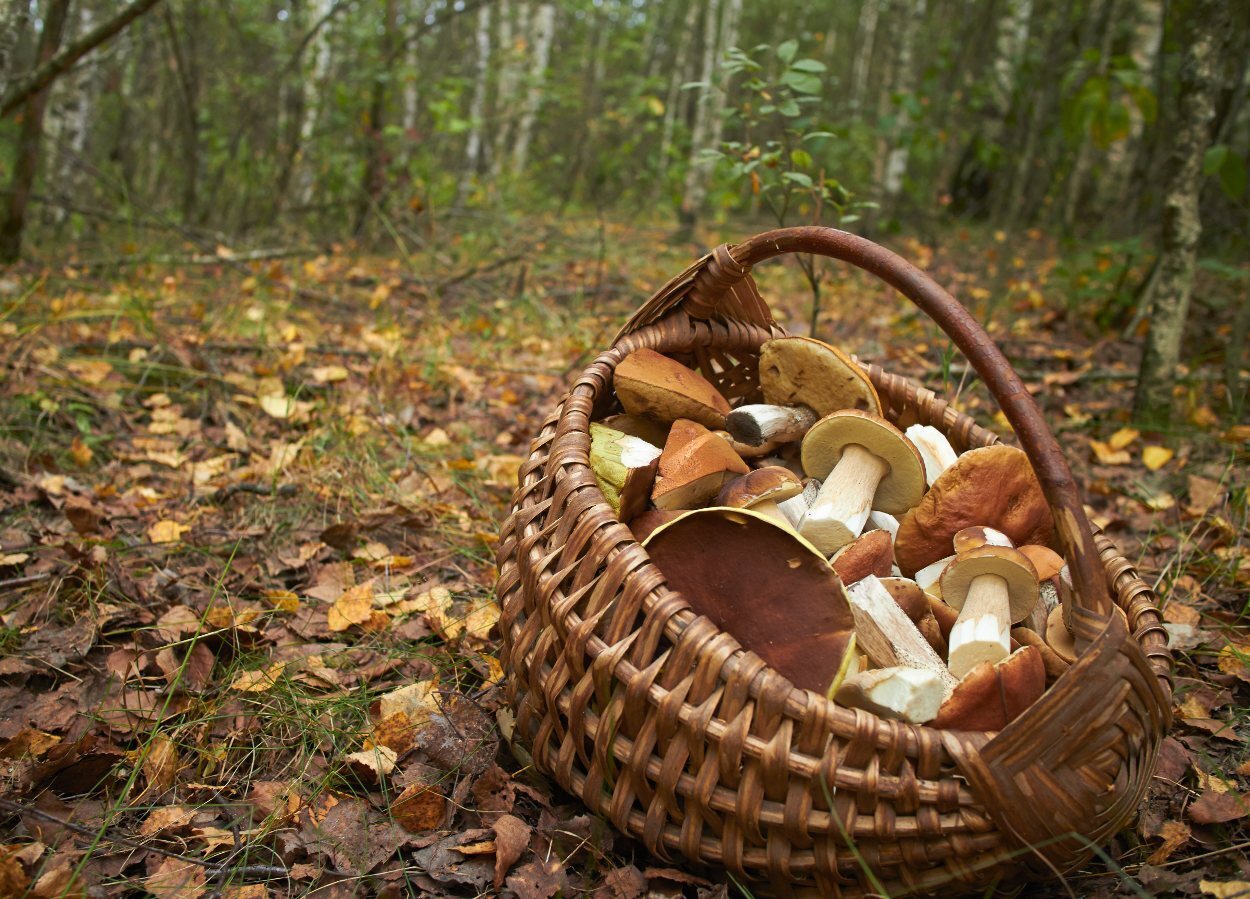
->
[[1203, 144, 1248, 200], [1060, 52, 1157, 149]]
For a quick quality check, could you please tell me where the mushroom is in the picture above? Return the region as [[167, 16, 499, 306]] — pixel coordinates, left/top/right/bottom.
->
[[845, 576, 957, 692], [725, 336, 881, 446], [880, 576, 947, 656], [904, 424, 959, 485], [830, 530, 894, 584], [835, 666, 947, 724], [651, 419, 749, 510], [941, 546, 1040, 679], [589, 423, 662, 522], [799, 411, 926, 555], [712, 429, 782, 460], [599, 413, 670, 448], [866, 510, 899, 541], [1018, 544, 1065, 632], [952, 525, 1014, 555], [1011, 626, 1071, 682], [614, 348, 731, 430], [778, 477, 819, 528], [915, 554, 955, 597], [716, 467, 804, 527], [931, 646, 1046, 731], [894, 444, 1054, 577], [642, 507, 856, 694], [1044, 601, 1128, 665], [629, 509, 681, 543]]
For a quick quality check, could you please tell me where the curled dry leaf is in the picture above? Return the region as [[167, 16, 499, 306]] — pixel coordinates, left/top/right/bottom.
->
[[390, 782, 447, 832], [327, 580, 376, 632], [491, 813, 532, 888]]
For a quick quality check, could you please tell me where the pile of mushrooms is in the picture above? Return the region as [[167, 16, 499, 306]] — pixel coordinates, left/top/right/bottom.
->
[[590, 339, 1090, 730]]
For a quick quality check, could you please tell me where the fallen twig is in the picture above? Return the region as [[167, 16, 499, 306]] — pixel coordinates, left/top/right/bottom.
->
[[0, 572, 52, 591], [200, 482, 298, 506]]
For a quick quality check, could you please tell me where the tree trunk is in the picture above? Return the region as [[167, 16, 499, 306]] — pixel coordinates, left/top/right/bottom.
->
[[849, 0, 881, 115], [458, 2, 491, 204], [0, 0, 72, 264], [45, 2, 98, 227], [1060, 0, 1118, 233], [657, 1, 701, 188], [355, 0, 399, 234], [677, 0, 723, 238], [1133, 0, 1228, 425], [292, 0, 336, 209], [488, 0, 515, 180], [510, 2, 555, 177], [0, 0, 29, 99], [706, 0, 741, 153], [883, 0, 927, 212]]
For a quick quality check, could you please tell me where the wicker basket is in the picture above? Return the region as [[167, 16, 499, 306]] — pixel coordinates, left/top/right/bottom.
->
[[496, 227, 1172, 896]]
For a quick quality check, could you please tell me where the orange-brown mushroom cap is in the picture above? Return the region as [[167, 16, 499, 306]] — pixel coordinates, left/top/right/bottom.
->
[[895, 445, 1054, 577]]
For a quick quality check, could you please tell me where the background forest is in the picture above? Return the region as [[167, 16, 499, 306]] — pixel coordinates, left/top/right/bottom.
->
[[0, 0, 1248, 897]]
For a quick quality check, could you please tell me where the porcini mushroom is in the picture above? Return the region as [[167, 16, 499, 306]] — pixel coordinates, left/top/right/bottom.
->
[[642, 507, 856, 694], [614, 348, 731, 430], [830, 530, 894, 584], [651, 419, 749, 510], [589, 423, 661, 522], [845, 576, 957, 691], [799, 411, 926, 555], [904, 424, 959, 485], [931, 646, 1046, 731], [941, 546, 1040, 679], [778, 477, 819, 528], [895, 444, 1054, 577], [880, 576, 947, 656], [952, 525, 1014, 555], [835, 666, 947, 724], [717, 467, 804, 527], [725, 337, 881, 446]]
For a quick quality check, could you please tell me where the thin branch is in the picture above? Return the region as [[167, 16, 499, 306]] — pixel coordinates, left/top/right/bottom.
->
[[0, 0, 166, 119]]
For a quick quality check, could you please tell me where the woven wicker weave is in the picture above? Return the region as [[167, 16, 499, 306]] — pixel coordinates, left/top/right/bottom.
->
[[496, 227, 1172, 896]]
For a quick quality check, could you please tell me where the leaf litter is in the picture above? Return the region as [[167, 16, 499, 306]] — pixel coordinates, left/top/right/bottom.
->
[[0, 222, 1247, 896]]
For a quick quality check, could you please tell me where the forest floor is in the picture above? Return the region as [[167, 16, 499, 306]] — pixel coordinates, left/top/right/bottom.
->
[[0, 215, 1246, 898]]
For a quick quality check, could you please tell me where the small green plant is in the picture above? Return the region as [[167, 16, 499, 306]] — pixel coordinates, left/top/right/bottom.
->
[[704, 40, 874, 337]]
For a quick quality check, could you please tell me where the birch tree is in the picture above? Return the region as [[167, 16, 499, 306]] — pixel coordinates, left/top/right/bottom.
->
[[882, 0, 927, 210], [293, 0, 337, 209], [45, 2, 98, 225], [849, 0, 881, 114], [510, 3, 555, 176], [678, 0, 724, 236], [1133, 0, 1231, 424], [458, 2, 492, 203]]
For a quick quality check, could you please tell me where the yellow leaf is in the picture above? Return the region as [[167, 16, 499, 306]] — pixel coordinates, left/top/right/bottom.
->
[[1108, 427, 1139, 451], [327, 580, 375, 631], [259, 394, 313, 421], [1201, 881, 1250, 899], [1089, 440, 1131, 465], [263, 590, 300, 613], [149, 520, 189, 544], [311, 365, 349, 384], [69, 436, 93, 467], [379, 680, 438, 726], [463, 602, 501, 644], [1142, 445, 1174, 471], [230, 662, 287, 692], [65, 358, 113, 386]]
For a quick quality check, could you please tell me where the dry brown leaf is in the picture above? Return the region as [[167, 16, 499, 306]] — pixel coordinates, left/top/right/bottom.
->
[[68, 436, 93, 467], [139, 805, 198, 837], [230, 662, 287, 693], [390, 782, 446, 833], [378, 680, 438, 728], [492, 814, 532, 888], [343, 745, 397, 785], [143, 857, 206, 899], [1146, 820, 1190, 865], [140, 735, 180, 798], [1189, 789, 1249, 824]]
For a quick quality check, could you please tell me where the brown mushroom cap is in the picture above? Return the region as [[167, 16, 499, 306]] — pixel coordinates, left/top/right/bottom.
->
[[642, 507, 855, 693], [717, 466, 804, 509], [930, 645, 1046, 731], [1018, 544, 1065, 582], [879, 576, 929, 623], [600, 413, 671, 448], [800, 411, 926, 514], [831, 530, 895, 584], [940, 545, 1040, 624], [615, 348, 731, 429], [629, 509, 682, 543], [952, 525, 1014, 555], [759, 337, 882, 416], [894, 445, 1054, 577], [652, 419, 749, 510]]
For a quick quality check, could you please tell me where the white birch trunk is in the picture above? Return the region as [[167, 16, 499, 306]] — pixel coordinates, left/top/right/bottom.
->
[[400, 0, 426, 158], [849, 0, 880, 115], [44, 2, 97, 225], [706, 0, 740, 153], [458, 2, 491, 201], [658, 1, 701, 183], [0, 0, 27, 99], [509, 2, 555, 176], [883, 0, 927, 201], [294, 0, 335, 208], [489, 0, 515, 179], [992, 0, 1032, 113], [679, 0, 723, 227]]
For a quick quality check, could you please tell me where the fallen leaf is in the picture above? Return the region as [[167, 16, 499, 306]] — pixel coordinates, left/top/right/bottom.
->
[[379, 680, 438, 727], [507, 859, 568, 899], [327, 580, 375, 632], [343, 745, 397, 786], [230, 662, 287, 692], [1146, 820, 1190, 865], [139, 805, 198, 837], [259, 393, 314, 421], [1201, 881, 1250, 899], [492, 814, 532, 888], [390, 782, 446, 833], [311, 365, 349, 383], [143, 857, 206, 899], [1090, 439, 1131, 465], [1189, 789, 1249, 824], [68, 436, 93, 467], [148, 520, 189, 544], [1108, 427, 1139, 451], [140, 735, 180, 798], [1142, 445, 1173, 471]]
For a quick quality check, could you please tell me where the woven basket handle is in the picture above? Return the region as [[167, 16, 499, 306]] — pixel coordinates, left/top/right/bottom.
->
[[689, 226, 1113, 621]]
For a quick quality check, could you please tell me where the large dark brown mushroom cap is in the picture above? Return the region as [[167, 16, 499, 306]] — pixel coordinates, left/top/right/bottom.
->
[[643, 507, 854, 694], [894, 444, 1054, 577]]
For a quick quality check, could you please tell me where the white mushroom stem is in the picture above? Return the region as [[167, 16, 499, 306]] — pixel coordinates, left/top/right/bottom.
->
[[778, 478, 820, 528], [835, 667, 947, 724], [726, 404, 818, 446], [801, 445, 889, 554], [947, 574, 1012, 679], [846, 576, 957, 692], [866, 510, 899, 541], [747, 498, 788, 526], [905, 424, 958, 485], [915, 554, 956, 597]]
